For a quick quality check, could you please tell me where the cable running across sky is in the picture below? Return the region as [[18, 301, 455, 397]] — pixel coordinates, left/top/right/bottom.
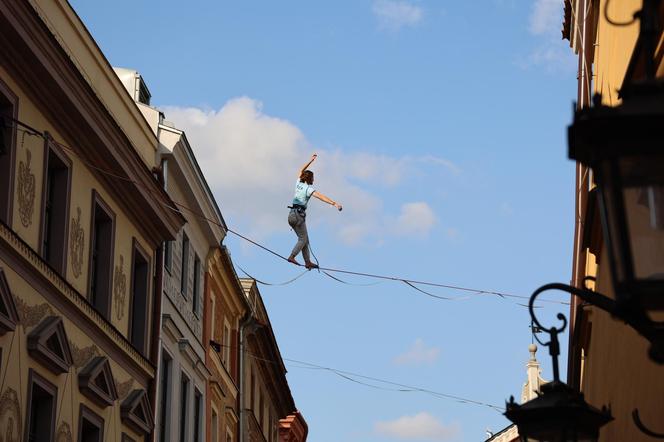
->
[[5, 114, 569, 307]]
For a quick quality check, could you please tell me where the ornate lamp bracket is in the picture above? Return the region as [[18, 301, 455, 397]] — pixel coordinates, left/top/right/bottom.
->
[[530, 283, 664, 364]]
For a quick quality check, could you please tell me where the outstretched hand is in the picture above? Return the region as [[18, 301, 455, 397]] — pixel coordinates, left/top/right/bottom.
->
[[311, 153, 317, 162]]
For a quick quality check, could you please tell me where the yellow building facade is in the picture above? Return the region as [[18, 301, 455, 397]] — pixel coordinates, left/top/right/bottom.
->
[[0, 1, 184, 441], [565, 0, 664, 440]]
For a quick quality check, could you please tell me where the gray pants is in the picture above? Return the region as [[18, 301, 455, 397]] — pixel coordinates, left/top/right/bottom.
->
[[288, 209, 310, 262]]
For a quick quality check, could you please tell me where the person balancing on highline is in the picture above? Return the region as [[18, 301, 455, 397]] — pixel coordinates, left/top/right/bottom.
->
[[287, 153, 342, 269]]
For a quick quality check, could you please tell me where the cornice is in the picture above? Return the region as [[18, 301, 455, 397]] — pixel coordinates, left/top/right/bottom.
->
[[29, 0, 157, 159], [0, 1, 185, 245]]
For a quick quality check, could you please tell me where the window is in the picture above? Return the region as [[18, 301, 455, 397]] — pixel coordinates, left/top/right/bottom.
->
[[259, 391, 264, 430], [26, 369, 57, 442], [222, 321, 231, 368], [40, 141, 71, 274], [180, 233, 189, 296], [250, 372, 255, 409], [226, 427, 234, 442], [179, 373, 189, 442], [211, 408, 218, 442], [210, 294, 216, 340], [130, 240, 150, 354], [164, 241, 172, 274], [78, 405, 104, 442], [0, 79, 17, 225], [193, 389, 202, 442], [159, 352, 171, 442], [192, 255, 200, 315], [137, 77, 151, 105], [89, 192, 115, 318]]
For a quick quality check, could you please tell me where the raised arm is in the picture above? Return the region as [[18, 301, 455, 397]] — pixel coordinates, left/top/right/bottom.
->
[[298, 153, 317, 178], [313, 191, 342, 211]]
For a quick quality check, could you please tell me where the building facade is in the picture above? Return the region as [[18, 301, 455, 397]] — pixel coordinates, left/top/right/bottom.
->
[[564, 0, 664, 439], [0, 1, 184, 441], [204, 246, 249, 442], [240, 280, 308, 442], [485, 345, 546, 442], [115, 72, 232, 442]]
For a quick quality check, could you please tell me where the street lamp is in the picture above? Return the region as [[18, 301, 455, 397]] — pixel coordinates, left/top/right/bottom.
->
[[565, 0, 664, 364], [569, 82, 664, 313], [505, 0, 664, 438], [505, 287, 613, 442]]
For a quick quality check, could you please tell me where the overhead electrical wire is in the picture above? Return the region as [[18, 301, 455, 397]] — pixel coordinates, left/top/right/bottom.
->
[[212, 342, 505, 412], [6, 115, 569, 307]]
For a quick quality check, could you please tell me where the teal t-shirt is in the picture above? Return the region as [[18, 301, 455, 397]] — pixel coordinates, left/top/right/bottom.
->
[[293, 180, 315, 207]]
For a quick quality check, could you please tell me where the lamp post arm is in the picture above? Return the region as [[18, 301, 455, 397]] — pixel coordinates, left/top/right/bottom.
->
[[529, 282, 664, 364]]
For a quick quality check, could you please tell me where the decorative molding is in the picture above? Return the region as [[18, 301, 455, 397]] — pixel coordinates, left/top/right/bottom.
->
[[0, 222, 154, 378], [0, 269, 19, 335], [17, 149, 35, 228], [120, 389, 154, 435], [115, 378, 134, 400], [69, 207, 84, 279], [26, 316, 73, 374], [113, 255, 127, 321], [78, 356, 118, 407], [14, 296, 53, 330], [0, 387, 21, 442], [69, 341, 99, 369], [55, 422, 73, 442]]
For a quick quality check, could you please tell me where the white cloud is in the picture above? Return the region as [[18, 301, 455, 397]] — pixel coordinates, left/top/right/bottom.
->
[[392, 202, 437, 237], [375, 412, 459, 440], [161, 98, 453, 245], [372, 0, 424, 31], [529, 0, 561, 35], [393, 338, 440, 365], [518, 0, 576, 73]]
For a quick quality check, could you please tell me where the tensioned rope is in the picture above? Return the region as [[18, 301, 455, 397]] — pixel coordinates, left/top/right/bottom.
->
[[4, 115, 568, 306]]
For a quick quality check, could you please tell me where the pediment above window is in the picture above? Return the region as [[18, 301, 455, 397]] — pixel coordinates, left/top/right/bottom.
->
[[79, 356, 118, 407], [0, 269, 19, 334], [27, 316, 73, 374], [120, 389, 154, 435]]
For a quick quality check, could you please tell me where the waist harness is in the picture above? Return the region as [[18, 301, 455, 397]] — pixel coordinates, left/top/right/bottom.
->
[[288, 204, 306, 215]]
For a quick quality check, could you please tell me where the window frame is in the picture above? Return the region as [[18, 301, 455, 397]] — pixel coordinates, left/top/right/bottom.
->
[[179, 371, 190, 442], [87, 190, 116, 319], [158, 348, 172, 442], [0, 78, 18, 227], [211, 406, 219, 442], [180, 232, 189, 297], [129, 238, 151, 355], [78, 403, 105, 442], [192, 254, 200, 316], [39, 135, 72, 275], [222, 320, 231, 368], [193, 388, 203, 442], [24, 369, 57, 442], [164, 240, 173, 274]]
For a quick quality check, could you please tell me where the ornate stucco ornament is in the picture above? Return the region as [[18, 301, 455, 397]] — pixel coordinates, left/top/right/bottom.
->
[[17, 149, 35, 228], [114, 255, 127, 321], [69, 207, 84, 278]]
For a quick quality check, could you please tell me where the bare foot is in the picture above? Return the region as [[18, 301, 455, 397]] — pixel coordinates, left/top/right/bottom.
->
[[287, 257, 300, 266]]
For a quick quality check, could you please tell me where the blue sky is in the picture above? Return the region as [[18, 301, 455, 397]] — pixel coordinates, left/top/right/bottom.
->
[[72, 1, 578, 440]]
